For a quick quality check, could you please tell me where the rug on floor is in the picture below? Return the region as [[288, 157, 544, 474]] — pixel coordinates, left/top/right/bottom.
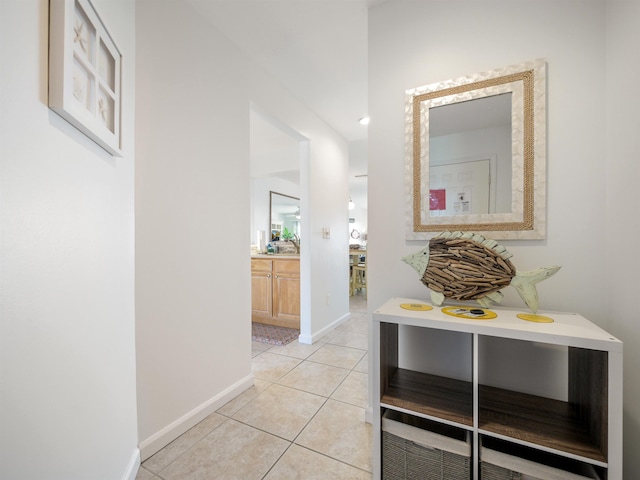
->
[[251, 322, 299, 346]]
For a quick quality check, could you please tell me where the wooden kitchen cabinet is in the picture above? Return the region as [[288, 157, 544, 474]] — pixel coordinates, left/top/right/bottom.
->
[[251, 256, 300, 329]]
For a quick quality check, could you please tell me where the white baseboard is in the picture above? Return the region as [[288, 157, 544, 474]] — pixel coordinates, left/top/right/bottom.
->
[[138, 374, 254, 461], [122, 448, 140, 480], [298, 311, 351, 344]]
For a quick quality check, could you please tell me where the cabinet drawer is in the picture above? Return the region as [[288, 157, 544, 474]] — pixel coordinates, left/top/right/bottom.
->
[[251, 259, 273, 272], [274, 259, 300, 275]]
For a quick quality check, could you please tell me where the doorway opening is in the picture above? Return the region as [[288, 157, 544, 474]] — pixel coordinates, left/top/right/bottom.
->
[[249, 105, 310, 344]]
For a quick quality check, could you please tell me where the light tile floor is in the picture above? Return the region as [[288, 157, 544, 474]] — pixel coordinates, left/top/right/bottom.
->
[[137, 294, 372, 480]]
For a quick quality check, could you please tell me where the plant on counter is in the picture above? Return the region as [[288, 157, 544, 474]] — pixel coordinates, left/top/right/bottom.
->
[[281, 227, 293, 241], [281, 227, 300, 253]]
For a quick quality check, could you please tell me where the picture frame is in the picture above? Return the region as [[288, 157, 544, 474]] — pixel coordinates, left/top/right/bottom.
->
[[49, 0, 123, 156]]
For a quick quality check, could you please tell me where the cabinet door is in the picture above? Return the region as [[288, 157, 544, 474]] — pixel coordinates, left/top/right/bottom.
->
[[273, 260, 300, 328], [251, 271, 272, 319], [251, 259, 273, 321], [273, 274, 300, 325]]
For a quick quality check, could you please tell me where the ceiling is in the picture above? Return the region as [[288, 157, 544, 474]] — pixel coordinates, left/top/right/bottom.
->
[[189, 0, 370, 143], [188, 0, 372, 209]]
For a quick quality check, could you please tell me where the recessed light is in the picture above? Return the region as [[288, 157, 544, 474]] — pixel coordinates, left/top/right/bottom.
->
[[359, 116, 370, 125]]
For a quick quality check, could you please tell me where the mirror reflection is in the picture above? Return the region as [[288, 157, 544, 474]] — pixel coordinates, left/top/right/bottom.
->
[[270, 191, 300, 241], [429, 93, 512, 216]]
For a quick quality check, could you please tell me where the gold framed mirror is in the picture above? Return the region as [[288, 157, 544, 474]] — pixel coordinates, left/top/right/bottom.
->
[[405, 59, 546, 240]]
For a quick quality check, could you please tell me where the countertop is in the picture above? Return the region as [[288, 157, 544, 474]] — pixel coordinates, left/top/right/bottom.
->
[[251, 254, 300, 260]]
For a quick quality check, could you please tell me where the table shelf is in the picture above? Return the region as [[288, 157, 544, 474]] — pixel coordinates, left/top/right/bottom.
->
[[382, 368, 473, 427], [480, 384, 606, 464], [372, 297, 622, 479]]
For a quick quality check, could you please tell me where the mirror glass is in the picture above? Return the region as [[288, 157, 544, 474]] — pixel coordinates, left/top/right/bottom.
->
[[429, 93, 512, 216], [270, 191, 300, 241], [405, 59, 546, 240]]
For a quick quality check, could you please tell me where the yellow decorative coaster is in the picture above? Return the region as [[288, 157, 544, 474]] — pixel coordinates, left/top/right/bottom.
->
[[517, 313, 554, 323], [442, 306, 497, 320], [400, 303, 433, 311]]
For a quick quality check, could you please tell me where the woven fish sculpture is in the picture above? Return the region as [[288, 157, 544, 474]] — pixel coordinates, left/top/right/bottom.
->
[[402, 231, 561, 313]]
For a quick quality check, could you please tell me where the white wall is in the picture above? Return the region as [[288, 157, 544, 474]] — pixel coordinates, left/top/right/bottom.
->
[[348, 138, 368, 246], [369, 0, 607, 316], [135, 0, 352, 458], [369, 0, 639, 477], [135, 0, 254, 458], [348, 205, 368, 248], [605, 0, 640, 477], [0, 1, 139, 479]]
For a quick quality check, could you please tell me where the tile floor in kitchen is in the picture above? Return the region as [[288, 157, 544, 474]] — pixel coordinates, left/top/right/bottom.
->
[[136, 294, 372, 480]]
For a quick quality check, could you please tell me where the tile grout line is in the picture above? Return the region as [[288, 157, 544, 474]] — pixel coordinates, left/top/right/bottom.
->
[[140, 300, 370, 480], [258, 303, 370, 476]]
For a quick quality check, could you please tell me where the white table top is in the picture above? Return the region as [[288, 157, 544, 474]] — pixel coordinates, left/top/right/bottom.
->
[[373, 297, 622, 351]]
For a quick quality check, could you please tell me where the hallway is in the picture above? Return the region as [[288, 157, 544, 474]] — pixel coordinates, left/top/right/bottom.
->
[[136, 294, 372, 479]]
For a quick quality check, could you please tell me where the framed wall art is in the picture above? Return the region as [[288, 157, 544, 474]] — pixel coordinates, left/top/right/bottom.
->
[[49, 0, 122, 156]]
